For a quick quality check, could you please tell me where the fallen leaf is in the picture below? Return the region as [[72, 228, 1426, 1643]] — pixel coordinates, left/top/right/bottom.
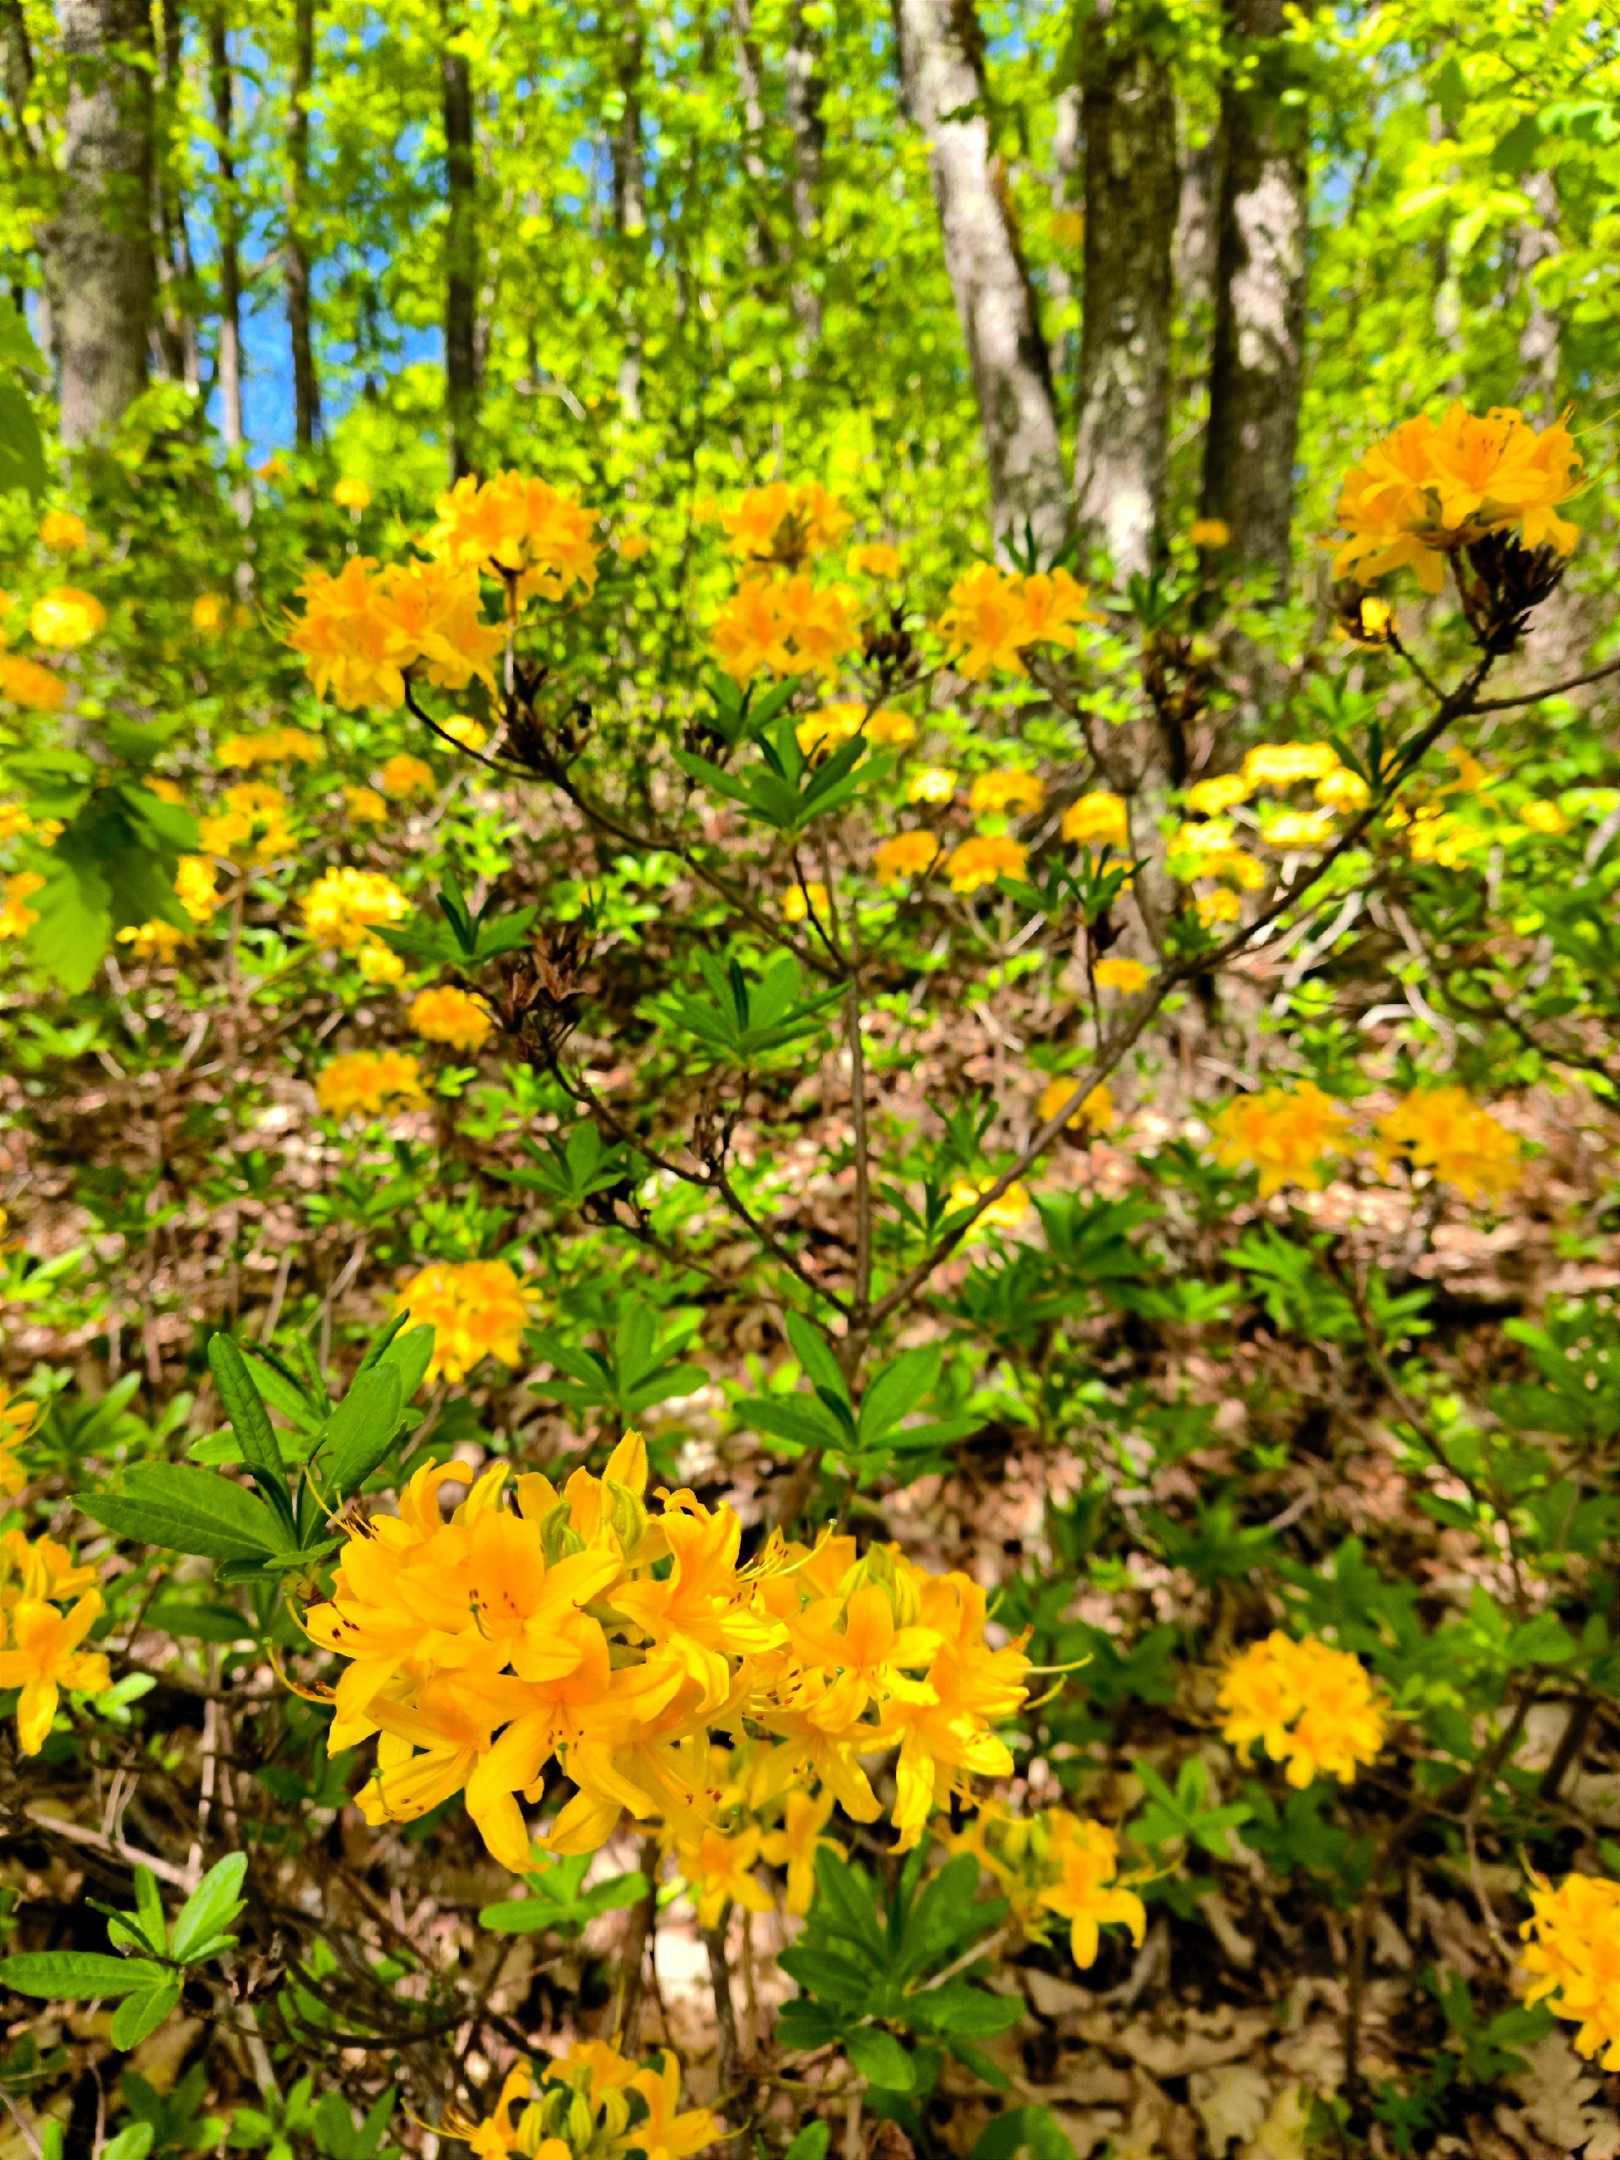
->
[[1191, 2063, 1272, 2154]]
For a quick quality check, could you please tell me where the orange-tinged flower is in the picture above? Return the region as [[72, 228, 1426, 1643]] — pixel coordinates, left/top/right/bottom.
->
[[1061, 790, 1128, 849], [1208, 1081, 1351, 1198], [316, 1050, 427, 1119], [1038, 1817, 1146, 1968], [0, 871, 45, 940], [873, 831, 943, 885], [427, 470, 600, 602], [1375, 1086, 1519, 1201], [850, 542, 902, 578], [1519, 1872, 1620, 2069], [970, 767, 1045, 817], [396, 1260, 533, 1383], [409, 984, 493, 1051], [1093, 956, 1150, 995], [300, 866, 409, 952], [943, 834, 1025, 895], [38, 510, 90, 553], [0, 1590, 111, 1754], [1219, 1632, 1386, 1788], [1037, 1077, 1115, 1134], [378, 751, 435, 800], [0, 655, 67, 711]]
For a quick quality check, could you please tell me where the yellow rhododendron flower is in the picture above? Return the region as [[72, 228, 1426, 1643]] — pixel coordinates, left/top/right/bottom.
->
[[1375, 1087, 1520, 1201], [873, 831, 943, 885], [396, 1260, 533, 1383], [332, 475, 373, 511], [711, 575, 857, 682], [0, 655, 67, 711], [1517, 798, 1567, 836], [0, 1384, 40, 1496], [1243, 742, 1340, 789], [218, 726, 323, 768], [343, 784, 389, 824], [1208, 1081, 1351, 1198], [29, 585, 106, 650], [316, 1050, 427, 1119], [1196, 887, 1243, 928], [199, 782, 293, 862], [907, 765, 957, 805], [409, 984, 494, 1050], [191, 592, 228, 633], [617, 531, 650, 561], [440, 711, 490, 752], [1037, 1077, 1115, 1134], [0, 871, 45, 940], [378, 751, 435, 799], [289, 556, 505, 712], [947, 1177, 1032, 1234], [0, 1588, 111, 1756], [780, 880, 829, 923], [1219, 1632, 1387, 1788], [969, 768, 1045, 818], [1316, 765, 1370, 812], [1093, 956, 1150, 995], [1261, 808, 1337, 851], [720, 480, 850, 565], [943, 834, 1025, 895], [1039, 1817, 1147, 1969], [299, 867, 409, 952], [1188, 518, 1230, 550], [850, 542, 902, 578], [1332, 403, 1582, 593], [1184, 774, 1250, 817], [38, 509, 90, 553], [426, 470, 601, 602], [1519, 1873, 1620, 2069], [796, 702, 916, 761], [443, 2042, 717, 2160], [1061, 790, 1128, 849], [937, 563, 1095, 679]]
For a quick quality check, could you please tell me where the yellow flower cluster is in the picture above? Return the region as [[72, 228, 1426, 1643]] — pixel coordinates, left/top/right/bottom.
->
[[937, 564, 1098, 679], [956, 1806, 1146, 1969], [409, 983, 493, 1050], [796, 702, 916, 761], [304, 1433, 1030, 1873], [0, 1392, 111, 1757], [117, 856, 220, 960], [970, 768, 1045, 817], [1094, 956, 1150, 996], [198, 781, 293, 862], [444, 2040, 717, 2160], [1375, 1086, 1520, 1200], [315, 1051, 427, 1120], [38, 509, 91, 554], [218, 726, 323, 769], [1519, 1873, 1620, 2069], [427, 471, 601, 603], [0, 871, 45, 941], [378, 751, 435, 799], [395, 1259, 533, 1382], [946, 1177, 1032, 1234], [1208, 1082, 1352, 1199], [1061, 790, 1128, 849], [721, 480, 850, 566], [1332, 403, 1582, 594], [1218, 1632, 1387, 1787], [710, 574, 859, 682], [299, 867, 410, 966], [0, 652, 67, 712], [29, 585, 105, 650], [873, 831, 943, 886], [943, 833, 1026, 895], [780, 879, 828, 923], [289, 556, 505, 712], [1037, 1077, 1116, 1136]]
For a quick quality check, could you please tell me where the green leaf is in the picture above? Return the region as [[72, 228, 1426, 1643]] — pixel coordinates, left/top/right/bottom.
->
[[25, 854, 113, 993], [111, 1980, 182, 2050], [0, 1951, 163, 2000], [320, 1365, 405, 1495], [207, 1336, 294, 1528], [784, 2128, 831, 2160], [844, 2026, 916, 2091], [101, 2128, 156, 2160], [0, 379, 48, 500], [81, 1464, 293, 1561], [169, 1853, 247, 1962]]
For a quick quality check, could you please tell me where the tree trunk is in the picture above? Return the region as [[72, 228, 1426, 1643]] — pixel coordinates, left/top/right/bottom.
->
[[730, 0, 782, 267], [2, 0, 55, 360], [610, 6, 646, 421], [151, 0, 198, 390], [208, 1, 244, 452], [1072, 3, 1175, 579], [53, 0, 156, 445], [1198, 0, 1309, 598], [1046, 83, 1080, 379], [891, 0, 1068, 556], [784, 0, 826, 341], [441, 9, 478, 479], [286, 0, 320, 446]]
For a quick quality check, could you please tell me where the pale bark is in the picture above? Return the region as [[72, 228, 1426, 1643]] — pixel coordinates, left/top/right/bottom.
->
[[1046, 83, 1080, 372], [286, 0, 320, 446], [892, 0, 1068, 555], [784, 0, 826, 340], [610, 6, 646, 420], [54, 0, 156, 444], [1073, 2, 1176, 579], [441, 8, 478, 478], [1198, 0, 1309, 597], [730, 0, 782, 267], [152, 0, 198, 388]]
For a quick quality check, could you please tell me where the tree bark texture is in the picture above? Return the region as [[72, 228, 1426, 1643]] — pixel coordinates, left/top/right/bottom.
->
[[286, 0, 320, 446], [441, 10, 479, 479]]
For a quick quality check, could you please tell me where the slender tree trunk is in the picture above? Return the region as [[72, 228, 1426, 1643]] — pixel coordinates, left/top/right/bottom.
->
[[152, 0, 198, 389], [1047, 83, 1080, 378], [1073, 3, 1175, 579], [2, 0, 55, 360], [1198, 0, 1310, 597], [891, 0, 1068, 555], [730, 0, 782, 267], [610, 6, 646, 421], [441, 8, 479, 479], [53, 0, 156, 444], [208, 2, 244, 452], [1176, 132, 1223, 325], [286, 0, 320, 446], [784, 0, 825, 341]]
